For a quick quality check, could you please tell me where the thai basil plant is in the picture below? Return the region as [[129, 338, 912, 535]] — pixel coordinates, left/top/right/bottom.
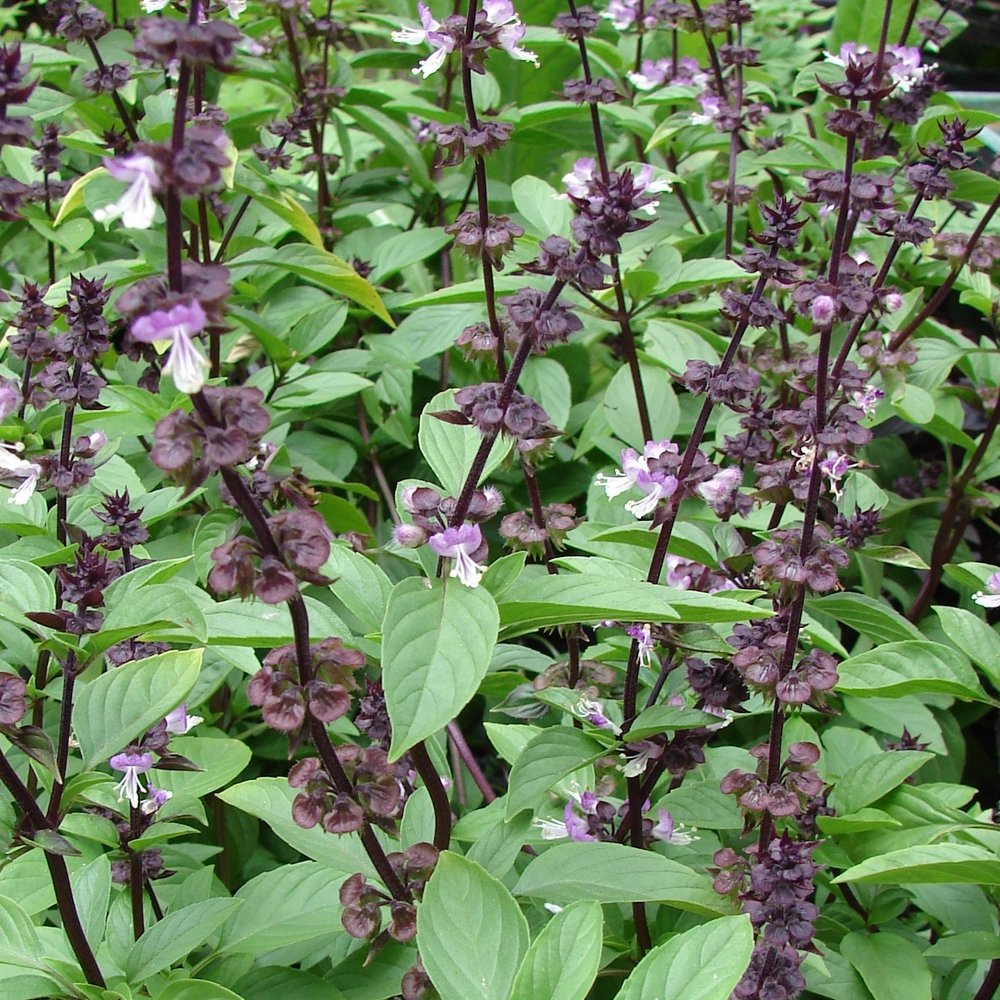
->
[[3, 0, 1000, 998]]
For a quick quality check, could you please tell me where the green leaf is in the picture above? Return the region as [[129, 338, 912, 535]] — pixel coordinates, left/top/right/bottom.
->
[[509, 900, 603, 1000], [346, 104, 432, 191], [497, 575, 677, 637], [270, 372, 373, 410], [235, 967, 346, 1000], [614, 914, 754, 1000], [833, 844, 1000, 885], [662, 258, 747, 295], [70, 854, 111, 951], [325, 544, 393, 634], [418, 389, 513, 496], [513, 842, 727, 915], [74, 649, 202, 769], [383, 577, 499, 761], [368, 228, 453, 285], [892, 384, 935, 425], [152, 735, 252, 802], [505, 729, 606, 819], [935, 606, 1000, 689], [218, 862, 344, 955], [520, 357, 572, 431], [834, 751, 935, 814], [158, 981, 246, 1000], [603, 364, 679, 451], [228, 245, 394, 326], [418, 852, 529, 1000], [808, 594, 921, 644], [0, 894, 42, 969], [627, 704, 729, 741], [126, 898, 243, 982], [839, 932, 931, 1000], [925, 932, 1000, 959], [233, 180, 323, 247], [466, 810, 534, 880], [217, 778, 378, 880], [511, 175, 573, 240], [816, 808, 903, 835], [836, 641, 988, 701]]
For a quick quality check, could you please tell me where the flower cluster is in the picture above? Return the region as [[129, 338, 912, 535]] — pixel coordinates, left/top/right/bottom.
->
[[340, 844, 439, 943], [289, 747, 403, 835], [714, 833, 820, 1000], [720, 742, 824, 822], [151, 386, 270, 491], [499, 503, 580, 556], [209, 508, 332, 604]]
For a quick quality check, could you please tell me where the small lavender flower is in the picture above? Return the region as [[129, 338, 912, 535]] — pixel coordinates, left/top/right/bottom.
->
[[625, 623, 654, 670], [886, 45, 935, 92], [141, 786, 173, 815], [595, 442, 679, 519], [393, 523, 427, 548], [0, 442, 41, 505], [651, 809, 698, 845], [604, 0, 640, 30], [852, 384, 884, 418], [483, 0, 538, 65], [571, 695, 621, 735], [93, 154, 161, 230], [428, 523, 487, 588], [391, 3, 456, 78], [110, 750, 154, 808], [164, 703, 203, 734], [823, 42, 869, 67], [131, 301, 210, 395], [690, 95, 722, 126], [819, 451, 855, 499], [973, 570, 1000, 608], [810, 294, 837, 326], [884, 292, 904, 313], [629, 56, 707, 90], [696, 466, 743, 511], [562, 157, 597, 199]]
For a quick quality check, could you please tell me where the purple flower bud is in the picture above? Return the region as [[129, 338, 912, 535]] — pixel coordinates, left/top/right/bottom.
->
[[810, 294, 837, 325], [394, 523, 427, 548]]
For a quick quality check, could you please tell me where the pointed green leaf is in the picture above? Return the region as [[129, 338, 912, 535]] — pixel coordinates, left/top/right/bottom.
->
[[383, 577, 499, 761], [840, 932, 931, 1000], [510, 901, 603, 1000], [418, 852, 529, 1000], [614, 914, 754, 1000], [513, 842, 727, 915], [836, 641, 988, 701], [506, 729, 606, 819], [74, 649, 202, 768], [833, 844, 1000, 885]]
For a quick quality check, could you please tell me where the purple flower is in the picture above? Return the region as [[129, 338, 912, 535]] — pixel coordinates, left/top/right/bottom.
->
[[393, 523, 427, 548], [696, 466, 743, 511], [110, 750, 154, 808], [141, 786, 173, 815], [651, 809, 698, 845], [164, 702, 203, 734], [131, 300, 210, 395], [819, 451, 855, 499], [571, 695, 621, 735], [629, 56, 707, 91], [690, 95, 721, 126], [852, 383, 884, 418], [810, 294, 837, 325], [391, 3, 457, 78], [563, 801, 595, 841], [884, 292, 904, 313], [603, 0, 641, 30], [483, 0, 538, 65], [0, 385, 19, 422], [973, 570, 1000, 608], [626, 623, 654, 670], [887, 45, 935, 91], [563, 157, 596, 199], [428, 523, 486, 588], [823, 42, 869, 67], [93, 154, 160, 230], [595, 441, 679, 519]]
